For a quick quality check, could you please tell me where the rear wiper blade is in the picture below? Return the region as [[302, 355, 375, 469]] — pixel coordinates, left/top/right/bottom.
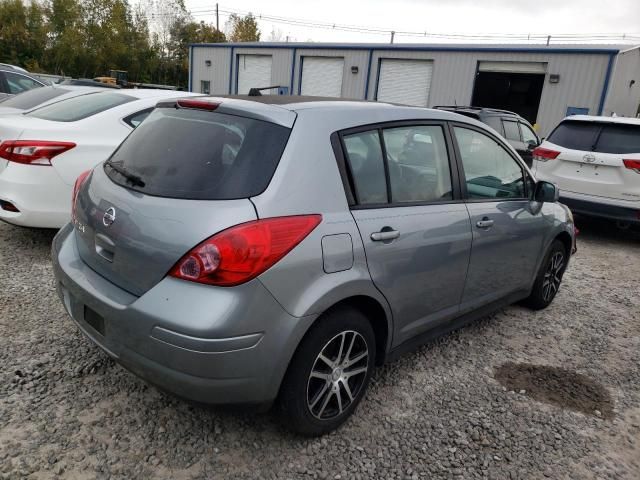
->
[[104, 160, 145, 187]]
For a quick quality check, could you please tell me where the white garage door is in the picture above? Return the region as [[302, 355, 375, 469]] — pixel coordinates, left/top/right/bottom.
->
[[300, 57, 344, 97], [237, 55, 272, 94], [377, 59, 433, 107]]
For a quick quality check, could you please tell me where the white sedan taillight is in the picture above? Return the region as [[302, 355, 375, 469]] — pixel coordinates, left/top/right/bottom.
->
[[0, 140, 76, 165], [532, 147, 561, 162]]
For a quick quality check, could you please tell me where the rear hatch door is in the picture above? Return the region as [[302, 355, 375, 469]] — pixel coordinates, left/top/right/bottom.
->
[[73, 101, 293, 296], [540, 120, 640, 201]]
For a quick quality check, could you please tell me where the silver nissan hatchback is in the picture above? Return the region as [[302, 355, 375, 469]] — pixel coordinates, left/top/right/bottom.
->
[[52, 96, 576, 436]]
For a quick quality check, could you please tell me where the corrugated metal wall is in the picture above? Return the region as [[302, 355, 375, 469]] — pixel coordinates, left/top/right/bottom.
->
[[190, 44, 617, 135], [604, 46, 640, 118]]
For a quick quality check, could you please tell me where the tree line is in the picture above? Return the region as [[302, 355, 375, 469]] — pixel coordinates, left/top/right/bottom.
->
[[0, 0, 261, 88]]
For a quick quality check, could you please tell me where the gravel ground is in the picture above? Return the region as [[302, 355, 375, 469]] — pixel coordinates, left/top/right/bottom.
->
[[1, 216, 639, 479]]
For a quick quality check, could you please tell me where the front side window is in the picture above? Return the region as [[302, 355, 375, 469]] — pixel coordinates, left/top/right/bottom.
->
[[343, 131, 387, 205], [502, 120, 521, 142], [4, 71, 42, 94], [453, 127, 525, 200], [383, 125, 453, 202], [520, 122, 538, 145]]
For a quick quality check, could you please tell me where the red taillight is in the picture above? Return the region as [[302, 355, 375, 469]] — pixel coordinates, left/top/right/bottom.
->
[[176, 99, 220, 111], [71, 170, 91, 222], [169, 215, 322, 287], [532, 147, 561, 162], [0, 140, 76, 165], [0, 200, 19, 212], [623, 159, 640, 173]]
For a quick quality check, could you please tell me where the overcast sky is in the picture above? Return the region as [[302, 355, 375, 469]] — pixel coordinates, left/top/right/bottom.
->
[[183, 0, 640, 44]]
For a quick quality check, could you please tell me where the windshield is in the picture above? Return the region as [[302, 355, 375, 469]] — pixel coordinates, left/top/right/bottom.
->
[[104, 107, 291, 200], [548, 120, 640, 154]]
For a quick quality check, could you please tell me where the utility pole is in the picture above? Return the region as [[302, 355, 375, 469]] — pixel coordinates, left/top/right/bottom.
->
[[215, 3, 219, 32], [390, 31, 395, 44]]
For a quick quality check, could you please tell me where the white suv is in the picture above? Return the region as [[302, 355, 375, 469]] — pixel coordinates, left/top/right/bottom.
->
[[533, 115, 640, 227]]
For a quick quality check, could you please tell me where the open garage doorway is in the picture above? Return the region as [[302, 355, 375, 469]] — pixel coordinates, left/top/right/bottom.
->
[[472, 62, 546, 124]]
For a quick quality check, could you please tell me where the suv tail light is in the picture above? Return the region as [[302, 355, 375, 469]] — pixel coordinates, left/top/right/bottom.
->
[[623, 159, 640, 173], [72, 170, 91, 222], [169, 215, 322, 287], [0, 140, 76, 165], [532, 147, 561, 162]]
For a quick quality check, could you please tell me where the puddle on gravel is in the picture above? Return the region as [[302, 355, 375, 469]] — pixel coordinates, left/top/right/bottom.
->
[[494, 362, 613, 419]]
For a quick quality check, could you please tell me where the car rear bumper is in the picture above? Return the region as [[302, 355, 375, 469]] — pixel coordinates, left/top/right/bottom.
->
[[0, 163, 70, 228], [560, 191, 640, 224], [51, 223, 316, 406]]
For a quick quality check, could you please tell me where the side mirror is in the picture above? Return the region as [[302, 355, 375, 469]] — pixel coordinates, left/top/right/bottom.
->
[[534, 181, 559, 203]]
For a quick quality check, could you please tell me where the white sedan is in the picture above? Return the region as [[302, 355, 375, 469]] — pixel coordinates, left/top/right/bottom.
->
[[0, 89, 201, 228]]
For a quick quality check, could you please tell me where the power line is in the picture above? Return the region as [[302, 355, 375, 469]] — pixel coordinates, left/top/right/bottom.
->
[[155, 5, 640, 43]]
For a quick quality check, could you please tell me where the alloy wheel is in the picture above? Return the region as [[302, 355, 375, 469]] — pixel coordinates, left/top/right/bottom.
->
[[542, 251, 564, 302], [306, 330, 369, 420]]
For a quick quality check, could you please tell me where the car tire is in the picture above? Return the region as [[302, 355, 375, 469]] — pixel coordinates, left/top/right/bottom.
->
[[522, 239, 568, 310], [277, 306, 376, 436]]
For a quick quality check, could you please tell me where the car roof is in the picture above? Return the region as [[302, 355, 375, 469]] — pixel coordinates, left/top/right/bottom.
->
[[185, 95, 490, 131], [560, 115, 640, 125]]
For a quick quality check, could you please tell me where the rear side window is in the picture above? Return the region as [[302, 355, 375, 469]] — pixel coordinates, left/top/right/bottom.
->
[[27, 92, 133, 121], [595, 124, 640, 154], [104, 108, 291, 200], [547, 121, 601, 151], [343, 131, 388, 205], [0, 87, 69, 109]]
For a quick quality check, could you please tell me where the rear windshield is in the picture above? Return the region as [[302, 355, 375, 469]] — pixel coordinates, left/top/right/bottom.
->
[[547, 120, 601, 151], [596, 124, 640, 154], [26, 92, 133, 122], [104, 108, 291, 200], [548, 120, 640, 154], [0, 87, 69, 109]]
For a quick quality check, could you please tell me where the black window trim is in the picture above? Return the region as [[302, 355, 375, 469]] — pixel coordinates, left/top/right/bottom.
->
[[122, 107, 154, 129], [332, 119, 463, 210], [448, 121, 534, 203]]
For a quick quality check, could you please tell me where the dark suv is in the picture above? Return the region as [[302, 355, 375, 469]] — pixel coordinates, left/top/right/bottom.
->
[[435, 106, 540, 166]]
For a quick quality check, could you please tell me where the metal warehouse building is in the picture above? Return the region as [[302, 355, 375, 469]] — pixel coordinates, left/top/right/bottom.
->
[[188, 42, 640, 135]]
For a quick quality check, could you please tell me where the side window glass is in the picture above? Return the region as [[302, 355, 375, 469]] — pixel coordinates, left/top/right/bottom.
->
[[4, 72, 40, 94], [520, 122, 538, 145], [453, 127, 525, 200], [343, 131, 388, 205], [382, 125, 453, 203], [125, 109, 152, 128], [502, 120, 521, 142]]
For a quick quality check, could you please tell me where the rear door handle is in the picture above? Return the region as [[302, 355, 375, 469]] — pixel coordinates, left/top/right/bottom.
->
[[371, 229, 400, 242], [476, 218, 494, 229]]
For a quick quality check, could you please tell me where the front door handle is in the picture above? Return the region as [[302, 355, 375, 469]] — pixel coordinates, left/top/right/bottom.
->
[[371, 229, 400, 242], [476, 218, 494, 229]]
